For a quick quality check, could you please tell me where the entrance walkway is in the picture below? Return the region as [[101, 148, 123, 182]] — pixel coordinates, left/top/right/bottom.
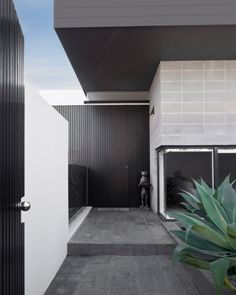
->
[[45, 256, 201, 295], [45, 209, 202, 295], [68, 208, 175, 256]]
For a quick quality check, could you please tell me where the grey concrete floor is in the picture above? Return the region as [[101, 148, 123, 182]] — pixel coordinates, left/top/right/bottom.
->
[[45, 256, 201, 295], [68, 209, 175, 256], [71, 208, 174, 245], [46, 209, 200, 294]]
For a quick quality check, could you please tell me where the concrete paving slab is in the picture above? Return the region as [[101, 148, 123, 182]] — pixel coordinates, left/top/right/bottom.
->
[[45, 256, 201, 295]]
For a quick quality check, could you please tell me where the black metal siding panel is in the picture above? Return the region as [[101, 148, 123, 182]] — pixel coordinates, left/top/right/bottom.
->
[[55, 0, 236, 28], [55, 106, 149, 207], [0, 0, 24, 294]]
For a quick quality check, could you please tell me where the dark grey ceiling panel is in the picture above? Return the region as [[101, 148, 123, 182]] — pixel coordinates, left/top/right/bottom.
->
[[56, 25, 236, 92]]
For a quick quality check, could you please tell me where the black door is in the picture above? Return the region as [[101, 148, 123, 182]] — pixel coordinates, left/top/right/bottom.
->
[[0, 1, 25, 294]]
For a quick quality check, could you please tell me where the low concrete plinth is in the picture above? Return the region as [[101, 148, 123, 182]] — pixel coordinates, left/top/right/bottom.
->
[[68, 208, 175, 256]]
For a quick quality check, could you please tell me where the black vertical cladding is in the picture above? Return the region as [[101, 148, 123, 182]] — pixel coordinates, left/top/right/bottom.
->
[[213, 147, 219, 187], [55, 105, 149, 207], [0, 0, 25, 294]]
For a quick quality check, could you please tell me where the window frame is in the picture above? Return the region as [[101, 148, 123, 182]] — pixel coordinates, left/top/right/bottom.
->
[[157, 145, 236, 220]]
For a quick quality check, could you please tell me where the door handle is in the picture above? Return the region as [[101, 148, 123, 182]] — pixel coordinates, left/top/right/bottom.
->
[[18, 201, 31, 211]]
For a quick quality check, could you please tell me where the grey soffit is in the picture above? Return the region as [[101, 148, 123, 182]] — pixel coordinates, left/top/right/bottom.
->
[[85, 91, 149, 103], [86, 91, 149, 101], [54, 0, 236, 28], [56, 25, 236, 93], [84, 101, 149, 105]]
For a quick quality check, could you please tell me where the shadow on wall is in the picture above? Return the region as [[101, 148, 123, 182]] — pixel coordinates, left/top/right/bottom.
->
[[69, 164, 88, 219]]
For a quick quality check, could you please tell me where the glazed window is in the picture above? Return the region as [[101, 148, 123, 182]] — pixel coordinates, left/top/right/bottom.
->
[[158, 148, 214, 220]]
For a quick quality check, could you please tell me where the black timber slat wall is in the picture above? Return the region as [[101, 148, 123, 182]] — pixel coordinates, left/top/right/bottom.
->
[[0, 0, 24, 294], [55, 105, 149, 207]]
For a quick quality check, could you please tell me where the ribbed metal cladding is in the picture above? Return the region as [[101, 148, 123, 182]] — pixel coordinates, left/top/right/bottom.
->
[[0, 1, 25, 294], [55, 105, 149, 207]]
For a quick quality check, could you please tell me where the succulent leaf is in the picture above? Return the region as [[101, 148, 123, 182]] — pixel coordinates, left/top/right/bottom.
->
[[227, 224, 236, 238], [194, 181, 229, 233], [170, 211, 231, 249], [209, 258, 230, 295], [216, 176, 236, 223]]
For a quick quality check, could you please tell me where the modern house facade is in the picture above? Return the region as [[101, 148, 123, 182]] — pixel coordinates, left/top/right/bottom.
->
[[55, 0, 236, 218], [2, 0, 236, 294], [150, 61, 236, 218]]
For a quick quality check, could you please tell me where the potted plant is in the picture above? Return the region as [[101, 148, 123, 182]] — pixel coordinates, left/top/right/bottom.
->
[[170, 176, 236, 295]]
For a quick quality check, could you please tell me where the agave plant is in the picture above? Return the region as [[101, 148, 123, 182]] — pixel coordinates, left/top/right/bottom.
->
[[170, 176, 236, 295]]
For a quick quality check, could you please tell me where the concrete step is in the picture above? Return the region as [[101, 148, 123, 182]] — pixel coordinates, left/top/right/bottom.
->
[[68, 242, 174, 256], [68, 208, 176, 256]]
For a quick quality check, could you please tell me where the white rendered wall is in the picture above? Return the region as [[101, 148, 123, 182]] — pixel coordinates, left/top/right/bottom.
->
[[149, 60, 236, 212], [22, 87, 68, 295]]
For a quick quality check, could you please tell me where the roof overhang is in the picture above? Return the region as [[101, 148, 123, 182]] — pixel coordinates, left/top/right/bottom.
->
[[56, 25, 236, 95], [55, 1, 236, 101]]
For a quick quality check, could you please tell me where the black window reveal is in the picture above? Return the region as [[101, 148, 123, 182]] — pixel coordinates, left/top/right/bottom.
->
[[218, 149, 236, 188]]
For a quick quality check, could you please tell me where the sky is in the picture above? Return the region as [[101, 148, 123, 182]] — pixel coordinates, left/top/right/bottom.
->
[[14, 0, 81, 91]]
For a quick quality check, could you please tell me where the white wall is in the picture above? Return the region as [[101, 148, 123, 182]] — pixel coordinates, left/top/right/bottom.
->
[[149, 60, 236, 212], [22, 87, 68, 295], [40, 90, 86, 105]]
